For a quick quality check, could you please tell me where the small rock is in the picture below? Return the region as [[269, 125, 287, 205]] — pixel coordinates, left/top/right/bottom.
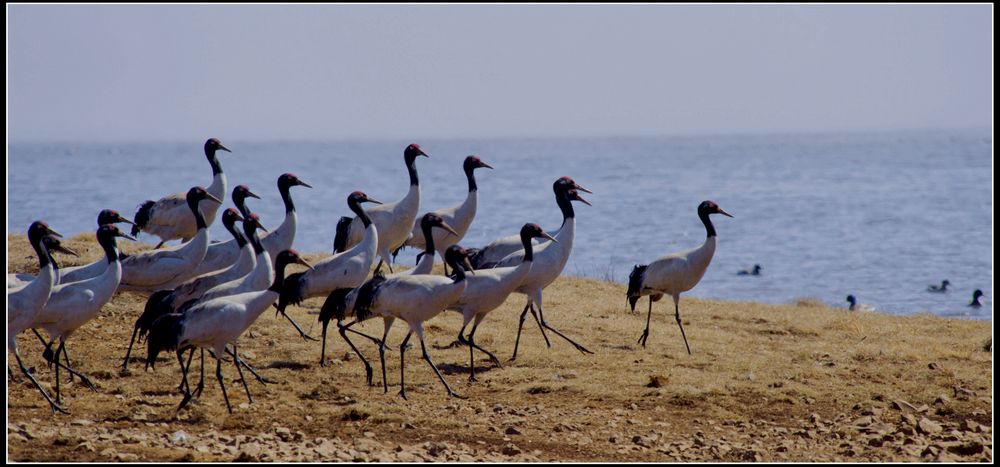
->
[[504, 426, 521, 436], [647, 375, 667, 388], [70, 419, 94, 426], [501, 444, 521, 456], [934, 395, 950, 406], [171, 430, 190, 445], [928, 362, 940, 370], [917, 418, 943, 435], [116, 453, 140, 462], [891, 400, 918, 412]]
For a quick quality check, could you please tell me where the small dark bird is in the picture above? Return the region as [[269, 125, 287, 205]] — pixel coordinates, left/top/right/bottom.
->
[[927, 280, 951, 293], [737, 264, 762, 276], [969, 289, 984, 308]]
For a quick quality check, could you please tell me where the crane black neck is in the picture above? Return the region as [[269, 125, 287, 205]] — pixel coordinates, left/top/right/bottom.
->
[[405, 155, 420, 186], [421, 221, 437, 256], [698, 207, 717, 238], [278, 180, 296, 213], [349, 198, 373, 228], [464, 166, 478, 192], [31, 236, 52, 270], [188, 198, 209, 230], [268, 256, 295, 293], [519, 230, 536, 263], [448, 257, 467, 283], [225, 218, 248, 249], [244, 221, 265, 255], [97, 232, 120, 264], [555, 187, 575, 224], [207, 150, 223, 176]]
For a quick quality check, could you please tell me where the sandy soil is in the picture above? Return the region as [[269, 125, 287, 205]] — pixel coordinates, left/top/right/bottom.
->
[[6, 234, 993, 462]]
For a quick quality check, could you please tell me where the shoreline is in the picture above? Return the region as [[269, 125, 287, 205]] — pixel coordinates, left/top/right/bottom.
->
[[7, 234, 994, 462]]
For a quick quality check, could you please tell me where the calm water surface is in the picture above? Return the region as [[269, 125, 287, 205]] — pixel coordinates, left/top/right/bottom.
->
[[8, 131, 992, 320]]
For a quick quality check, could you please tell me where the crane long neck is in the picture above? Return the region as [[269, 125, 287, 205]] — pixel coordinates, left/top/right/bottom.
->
[[245, 225, 265, 255], [279, 183, 295, 213], [449, 259, 467, 283], [227, 223, 248, 248], [268, 259, 293, 293], [31, 237, 51, 270], [699, 210, 717, 238], [465, 167, 477, 192], [98, 235, 120, 264], [406, 157, 420, 186], [189, 200, 208, 230], [350, 200, 373, 228], [207, 149, 222, 176], [520, 233, 535, 263], [555, 190, 575, 225], [422, 222, 436, 255]]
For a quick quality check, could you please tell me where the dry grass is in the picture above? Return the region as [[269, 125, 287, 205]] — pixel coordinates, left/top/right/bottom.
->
[[6, 234, 993, 461]]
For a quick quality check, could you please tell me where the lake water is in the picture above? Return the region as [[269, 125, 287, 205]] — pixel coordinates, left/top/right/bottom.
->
[[8, 131, 992, 320]]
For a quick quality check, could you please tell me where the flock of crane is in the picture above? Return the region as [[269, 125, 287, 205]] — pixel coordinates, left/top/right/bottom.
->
[[8, 138, 734, 414]]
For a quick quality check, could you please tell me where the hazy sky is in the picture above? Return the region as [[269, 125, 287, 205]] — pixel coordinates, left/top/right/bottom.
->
[[7, 4, 993, 142]]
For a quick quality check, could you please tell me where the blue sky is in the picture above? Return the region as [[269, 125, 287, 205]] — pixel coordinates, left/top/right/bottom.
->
[[7, 4, 992, 142]]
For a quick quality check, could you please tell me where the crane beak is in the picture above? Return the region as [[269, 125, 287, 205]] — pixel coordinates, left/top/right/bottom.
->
[[246, 190, 261, 200], [119, 217, 137, 226], [574, 184, 593, 194], [717, 208, 734, 218], [119, 232, 138, 242], [463, 257, 476, 275], [205, 193, 224, 204], [418, 150, 430, 158], [45, 227, 64, 238], [54, 244, 80, 257], [480, 162, 494, 170], [218, 144, 232, 153], [256, 222, 270, 233], [297, 257, 315, 270], [440, 222, 459, 237], [298, 180, 313, 189], [365, 197, 384, 205], [575, 194, 593, 207], [542, 232, 558, 243]]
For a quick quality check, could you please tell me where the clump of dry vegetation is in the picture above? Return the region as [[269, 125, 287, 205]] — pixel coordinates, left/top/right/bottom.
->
[[7, 235, 993, 462]]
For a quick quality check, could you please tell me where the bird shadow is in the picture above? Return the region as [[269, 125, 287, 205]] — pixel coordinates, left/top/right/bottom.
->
[[265, 360, 312, 371]]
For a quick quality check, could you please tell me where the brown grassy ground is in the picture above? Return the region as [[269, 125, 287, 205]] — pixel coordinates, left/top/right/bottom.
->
[[6, 234, 993, 462]]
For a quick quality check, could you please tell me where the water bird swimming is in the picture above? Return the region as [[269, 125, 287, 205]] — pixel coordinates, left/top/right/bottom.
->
[[927, 280, 951, 293], [737, 264, 762, 276]]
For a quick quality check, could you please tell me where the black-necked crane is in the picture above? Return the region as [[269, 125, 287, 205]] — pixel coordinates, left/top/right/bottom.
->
[[132, 138, 232, 248], [315, 212, 457, 380], [260, 173, 311, 264], [7, 223, 74, 413], [186, 184, 261, 278], [119, 187, 223, 292], [31, 225, 134, 404], [492, 178, 595, 360], [276, 191, 381, 321], [145, 250, 312, 413], [8, 210, 133, 288], [120, 212, 269, 372], [969, 289, 984, 308], [354, 245, 475, 399], [447, 223, 555, 381], [402, 155, 492, 274], [467, 176, 591, 270], [342, 144, 427, 273], [737, 264, 762, 276], [927, 280, 951, 293], [626, 200, 733, 353]]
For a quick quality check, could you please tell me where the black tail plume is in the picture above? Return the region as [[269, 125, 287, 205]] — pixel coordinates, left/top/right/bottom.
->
[[137, 289, 175, 342], [319, 288, 355, 325], [353, 271, 386, 323], [132, 200, 155, 236], [145, 312, 185, 370], [276, 272, 307, 313]]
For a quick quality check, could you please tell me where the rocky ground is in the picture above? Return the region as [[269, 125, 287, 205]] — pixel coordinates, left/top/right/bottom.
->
[[6, 234, 994, 462]]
